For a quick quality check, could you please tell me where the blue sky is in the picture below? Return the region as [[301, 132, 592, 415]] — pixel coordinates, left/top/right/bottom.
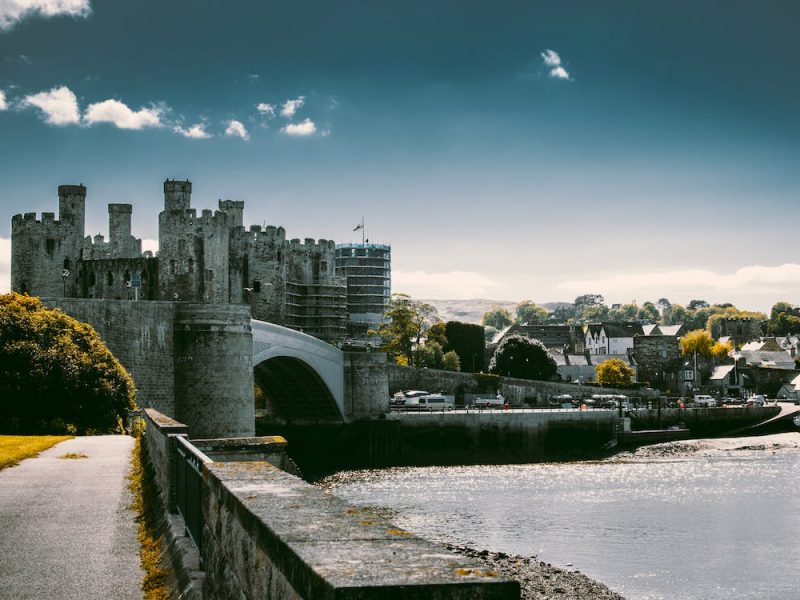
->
[[1, 0, 799, 312]]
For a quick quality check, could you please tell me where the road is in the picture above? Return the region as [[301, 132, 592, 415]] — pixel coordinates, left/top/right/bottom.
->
[[0, 435, 143, 600]]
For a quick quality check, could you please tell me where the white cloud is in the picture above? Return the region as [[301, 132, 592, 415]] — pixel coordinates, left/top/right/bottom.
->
[[22, 85, 80, 125], [280, 96, 305, 118], [83, 98, 162, 129], [549, 66, 570, 80], [541, 49, 561, 67], [0, 0, 91, 31], [556, 263, 800, 308], [256, 102, 275, 118], [393, 269, 504, 299], [173, 123, 211, 139], [0, 237, 10, 294], [0, 89, 7, 110], [541, 48, 571, 80], [281, 118, 316, 136], [224, 119, 249, 140], [320, 128, 331, 137]]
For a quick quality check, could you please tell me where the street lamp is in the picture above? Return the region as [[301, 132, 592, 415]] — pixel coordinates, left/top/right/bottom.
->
[[732, 351, 742, 397], [61, 268, 69, 297]]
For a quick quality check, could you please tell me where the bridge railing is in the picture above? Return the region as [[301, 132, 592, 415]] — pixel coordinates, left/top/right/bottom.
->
[[174, 435, 212, 557]]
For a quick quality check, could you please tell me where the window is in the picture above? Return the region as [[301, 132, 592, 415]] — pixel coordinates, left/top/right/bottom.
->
[[106, 272, 114, 286], [684, 370, 694, 381], [45, 238, 56, 256], [253, 280, 261, 293]]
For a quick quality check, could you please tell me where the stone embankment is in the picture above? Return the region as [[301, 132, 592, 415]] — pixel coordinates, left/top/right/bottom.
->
[[445, 545, 625, 600]]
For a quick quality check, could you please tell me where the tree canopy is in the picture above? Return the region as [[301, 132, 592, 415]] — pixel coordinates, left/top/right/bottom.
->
[[595, 358, 634, 388], [488, 335, 557, 381], [481, 305, 513, 330], [515, 300, 548, 325], [680, 329, 715, 357], [0, 292, 136, 434], [444, 321, 485, 373], [374, 293, 440, 364]]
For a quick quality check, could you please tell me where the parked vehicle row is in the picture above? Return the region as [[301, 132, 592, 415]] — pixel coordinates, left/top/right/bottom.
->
[[390, 390, 455, 411]]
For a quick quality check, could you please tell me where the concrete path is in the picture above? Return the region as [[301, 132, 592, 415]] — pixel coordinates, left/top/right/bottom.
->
[[0, 436, 143, 600]]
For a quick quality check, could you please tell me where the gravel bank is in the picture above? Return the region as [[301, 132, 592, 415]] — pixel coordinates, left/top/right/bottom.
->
[[444, 544, 625, 600]]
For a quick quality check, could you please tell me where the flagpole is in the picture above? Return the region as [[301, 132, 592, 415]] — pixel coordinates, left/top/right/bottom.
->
[[361, 216, 365, 244]]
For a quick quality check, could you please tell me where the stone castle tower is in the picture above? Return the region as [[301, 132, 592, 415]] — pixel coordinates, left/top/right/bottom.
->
[[11, 179, 349, 342]]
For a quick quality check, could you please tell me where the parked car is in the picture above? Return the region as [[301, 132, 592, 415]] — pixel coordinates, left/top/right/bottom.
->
[[747, 394, 767, 407], [390, 390, 430, 407], [693, 395, 717, 408]]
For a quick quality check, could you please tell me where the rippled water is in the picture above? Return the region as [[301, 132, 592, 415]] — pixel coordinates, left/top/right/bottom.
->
[[322, 436, 800, 600]]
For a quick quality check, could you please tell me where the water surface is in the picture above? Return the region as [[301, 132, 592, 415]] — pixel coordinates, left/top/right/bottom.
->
[[322, 434, 800, 600]]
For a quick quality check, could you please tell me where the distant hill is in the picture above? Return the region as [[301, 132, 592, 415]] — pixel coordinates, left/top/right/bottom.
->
[[419, 299, 572, 324]]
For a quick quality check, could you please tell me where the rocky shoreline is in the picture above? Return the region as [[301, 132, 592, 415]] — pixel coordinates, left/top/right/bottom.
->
[[444, 543, 625, 600]]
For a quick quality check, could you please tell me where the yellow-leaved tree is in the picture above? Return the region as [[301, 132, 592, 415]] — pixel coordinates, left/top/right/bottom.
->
[[595, 358, 635, 388]]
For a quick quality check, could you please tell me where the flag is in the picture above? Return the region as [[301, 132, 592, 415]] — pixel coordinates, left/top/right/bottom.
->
[[353, 223, 363, 231]]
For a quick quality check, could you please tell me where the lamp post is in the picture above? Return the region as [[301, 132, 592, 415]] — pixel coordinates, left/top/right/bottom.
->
[[732, 351, 742, 397], [61, 268, 69, 297]]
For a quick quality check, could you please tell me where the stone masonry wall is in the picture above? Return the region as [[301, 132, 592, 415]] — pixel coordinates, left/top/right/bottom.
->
[[388, 364, 653, 404], [44, 298, 178, 415]]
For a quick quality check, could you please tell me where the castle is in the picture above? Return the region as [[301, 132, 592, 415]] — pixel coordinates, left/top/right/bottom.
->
[[11, 180, 349, 342]]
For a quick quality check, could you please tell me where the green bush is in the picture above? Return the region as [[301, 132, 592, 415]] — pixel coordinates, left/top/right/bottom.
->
[[0, 292, 136, 434]]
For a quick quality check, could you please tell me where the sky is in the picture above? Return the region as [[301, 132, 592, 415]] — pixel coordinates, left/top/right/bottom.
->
[[1, 0, 799, 313]]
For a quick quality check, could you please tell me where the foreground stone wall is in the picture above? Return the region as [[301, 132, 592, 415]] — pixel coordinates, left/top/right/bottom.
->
[[387, 364, 649, 404], [142, 408, 520, 600]]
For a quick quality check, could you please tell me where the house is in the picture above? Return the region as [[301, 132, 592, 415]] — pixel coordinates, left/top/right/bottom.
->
[[776, 373, 800, 400], [494, 323, 581, 354], [555, 353, 638, 384], [585, 322, 645, 355]]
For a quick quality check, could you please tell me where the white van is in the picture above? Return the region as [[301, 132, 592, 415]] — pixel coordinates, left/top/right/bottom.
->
[[693, 395, 717, 407]]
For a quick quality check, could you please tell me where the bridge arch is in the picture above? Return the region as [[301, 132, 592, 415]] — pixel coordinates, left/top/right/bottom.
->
[[251, 320, 345, 423]]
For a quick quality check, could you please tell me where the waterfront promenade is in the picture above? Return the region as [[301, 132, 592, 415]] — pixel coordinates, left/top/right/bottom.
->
[[0, 436, 142, 600]]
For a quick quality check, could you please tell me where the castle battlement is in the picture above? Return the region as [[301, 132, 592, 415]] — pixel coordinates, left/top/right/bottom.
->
[[12, 212, 63, 229]]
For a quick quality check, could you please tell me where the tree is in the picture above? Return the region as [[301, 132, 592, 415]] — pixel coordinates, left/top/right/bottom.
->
[[638, 301, 660, 323], [426, 321, 448, 348], [488, 335, 557, 380], [581, 304, 609, 322], [415, 341, 444, 369], [442, 350, 461, 372], [680, 329, 715, 357], [515, 300, 548, 325], [444, 321, 485, 373], [768, 302, 800, 336], [595, 358, 634, 388], [711, 340, 733, 359], [482, 306, 513, 330], [374, 293, 440, 364], [0, 292, 136, 434], [574, 294, 605, 308], [688, 299, 709, 311]]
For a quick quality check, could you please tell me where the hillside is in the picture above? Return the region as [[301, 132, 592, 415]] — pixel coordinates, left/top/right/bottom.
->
[[419, 299, 571, 324]]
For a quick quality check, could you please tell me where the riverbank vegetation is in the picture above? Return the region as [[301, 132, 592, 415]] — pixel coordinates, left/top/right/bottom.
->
[[0, 292, 136, 435], [0, 435, 72, 470]]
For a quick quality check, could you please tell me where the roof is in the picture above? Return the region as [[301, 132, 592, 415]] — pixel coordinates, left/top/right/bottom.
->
[[641, 324, 659, 336], [602, 322, 644, 338], [592, 354, 636, 366], [566, 354, 590, 366], [739, 350, 796, 370], [709, 365, 735, 380], [658, 324, 685, 336]]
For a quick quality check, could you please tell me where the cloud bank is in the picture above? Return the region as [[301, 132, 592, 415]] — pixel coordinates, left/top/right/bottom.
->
[[0, 0, 91, 31], [280, 96, 305, 118], [0, 89, 7, 110], [393, 269, 505, 299], [173, 123, 212, 139]]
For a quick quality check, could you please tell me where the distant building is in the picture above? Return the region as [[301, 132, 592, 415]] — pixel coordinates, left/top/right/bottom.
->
[[334, 242, 391, 340]]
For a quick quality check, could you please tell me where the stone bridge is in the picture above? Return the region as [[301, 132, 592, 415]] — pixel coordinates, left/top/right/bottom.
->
[[43, 299, 388, 438]]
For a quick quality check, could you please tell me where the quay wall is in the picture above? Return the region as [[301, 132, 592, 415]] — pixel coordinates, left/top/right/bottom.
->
[[387, 364, 650, 404], [142, 408, 520, 600]]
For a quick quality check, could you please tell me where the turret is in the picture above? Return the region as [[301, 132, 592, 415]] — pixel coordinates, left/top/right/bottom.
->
[[58, 184, 86, 234], [218, 199, 244, 228], [164, 179, 192, 211]]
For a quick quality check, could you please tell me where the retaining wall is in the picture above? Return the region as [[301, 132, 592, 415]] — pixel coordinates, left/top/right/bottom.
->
[[142, 408, 519, 600], [388, 364, 649, 404]]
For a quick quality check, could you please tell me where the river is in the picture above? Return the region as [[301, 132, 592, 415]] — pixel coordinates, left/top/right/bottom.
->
[[320, 433, 800, 600]]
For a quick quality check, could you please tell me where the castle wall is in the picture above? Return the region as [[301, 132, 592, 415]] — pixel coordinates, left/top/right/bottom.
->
[[78, 256, 158, 300], [42, 298, 254, 437]]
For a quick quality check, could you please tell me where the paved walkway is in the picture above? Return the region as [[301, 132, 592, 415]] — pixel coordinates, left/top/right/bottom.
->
[[0, 436, 143, 600]]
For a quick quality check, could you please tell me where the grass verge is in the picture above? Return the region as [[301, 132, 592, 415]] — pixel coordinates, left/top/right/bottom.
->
[[128, 435, 169, 600], [0, 435, 72, 470]]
